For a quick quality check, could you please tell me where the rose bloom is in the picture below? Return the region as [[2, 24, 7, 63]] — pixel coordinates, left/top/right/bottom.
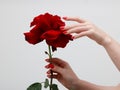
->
[[24, 13, 72, 51]]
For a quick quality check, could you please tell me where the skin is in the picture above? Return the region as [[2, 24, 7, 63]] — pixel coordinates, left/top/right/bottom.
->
[[45, 17, 120, 90], [62, 17, 120, 71], [45, 58, 120, 90]]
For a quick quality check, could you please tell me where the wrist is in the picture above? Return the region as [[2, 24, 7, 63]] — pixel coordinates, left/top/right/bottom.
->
[[68, 79, 81, 90], [99, 35, 112, 47], [69, 79, 103, 90]]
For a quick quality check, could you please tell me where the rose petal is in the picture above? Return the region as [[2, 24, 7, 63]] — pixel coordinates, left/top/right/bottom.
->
[[41, 30, 61, 40], [24, 32, 43, 44], [46, 34, 72, 48]]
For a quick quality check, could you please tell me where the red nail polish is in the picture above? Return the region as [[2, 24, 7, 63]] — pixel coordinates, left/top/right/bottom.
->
[[71, 36, 75, 39], [63, 31, 68, 34], [48, 63, 54, 69], [45, 65, 48, 68], [45, 59, 49, 62], [46, 71, 50, 74], [60, 26, 64, 30], [63, 17, 67, 20]]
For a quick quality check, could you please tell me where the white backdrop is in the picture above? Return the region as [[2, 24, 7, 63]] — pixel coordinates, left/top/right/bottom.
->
[[0, 0, 120, 90]]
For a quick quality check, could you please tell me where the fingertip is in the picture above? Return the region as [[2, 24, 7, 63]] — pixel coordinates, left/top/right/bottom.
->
[[63, 31, 68, 34], [45, 59, 49, 62], [46, 70, 51, 74], [47, 75, 51, 78], [49, 63, 54, 69], [71, 35, 75, 39], [60, 26, 65, 30], [73, 36, 78, 39], [45, 65, 49, 68], [45, 63, 54, 69], [63, 16, 67, 20], [63, 17, 85, 23]]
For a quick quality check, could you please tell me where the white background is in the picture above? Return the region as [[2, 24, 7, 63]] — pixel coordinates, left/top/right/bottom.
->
[[0, 0, 120, 90]]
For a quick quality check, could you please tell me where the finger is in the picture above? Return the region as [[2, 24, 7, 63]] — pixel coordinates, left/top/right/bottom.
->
[[73, 30, 91, 39], [45, 63, 54, 69], [45, 58, 68, 67], [51, 64, 63, 74], [63, 17, 86, 23], [47, 74, 60, 79], [45, 64, 63, 74], [65, 26, 89, 34], [63, 23, 87, 30], [46, 69, 61, 79], [46, 69, 58, 74]]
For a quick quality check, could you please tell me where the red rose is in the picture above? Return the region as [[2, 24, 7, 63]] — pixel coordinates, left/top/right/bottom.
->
[[24, 13, 72, 50]]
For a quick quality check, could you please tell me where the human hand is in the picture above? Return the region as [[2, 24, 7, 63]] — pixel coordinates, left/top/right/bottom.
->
[[45, 59, 120, 90], [45, 58, 79, 89], [61, 17, 111, 46]]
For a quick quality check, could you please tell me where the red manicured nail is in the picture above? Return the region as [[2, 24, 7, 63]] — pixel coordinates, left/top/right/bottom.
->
[[45, 59, 49, 62], [45, 65, 49, 68], [60, 26, 64, 30], [63, 17, 67, 20], [46, 71, 50, 74], [71, 36, 75, 39], [48, 63, 54, 69], [63, 31, 68, 34]]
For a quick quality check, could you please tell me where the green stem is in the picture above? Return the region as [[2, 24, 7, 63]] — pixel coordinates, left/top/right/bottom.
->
[[48, 45, 53, 90]]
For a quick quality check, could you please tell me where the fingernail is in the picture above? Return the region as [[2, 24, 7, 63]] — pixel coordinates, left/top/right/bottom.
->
[[71, 36, 75, 39], [47, 75, 51, 78], [63, 17, 67, 19], [45, 65, 49, 68], [48, 63, 54, 69], [60, 26, 64, 30], [63, 31, 68, 34], [45, 59, 49, 62], [46, 71, 50, 74]]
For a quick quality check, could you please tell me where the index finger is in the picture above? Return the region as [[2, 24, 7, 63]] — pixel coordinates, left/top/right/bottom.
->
[[63, 17, 86, 23], [45, 58, 68, 68]]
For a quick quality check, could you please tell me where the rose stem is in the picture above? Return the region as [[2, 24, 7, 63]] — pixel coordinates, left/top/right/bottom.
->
[[48, 45, 53, 90]]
